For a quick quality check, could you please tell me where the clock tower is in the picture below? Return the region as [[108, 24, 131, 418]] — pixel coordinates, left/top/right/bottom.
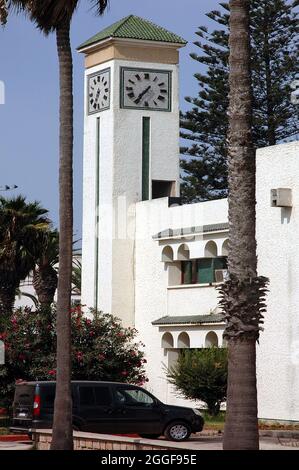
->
[[78, 15, 186, 325]]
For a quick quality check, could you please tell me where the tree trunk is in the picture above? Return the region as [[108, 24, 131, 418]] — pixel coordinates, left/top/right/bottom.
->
[[0, 283, 16, 324], [223, 0, 259, 450], [50, 20, 73, 451], [33, 266, 58, 309]]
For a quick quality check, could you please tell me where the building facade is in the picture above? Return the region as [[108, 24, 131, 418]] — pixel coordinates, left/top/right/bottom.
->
[[79, 16, 299, 422]]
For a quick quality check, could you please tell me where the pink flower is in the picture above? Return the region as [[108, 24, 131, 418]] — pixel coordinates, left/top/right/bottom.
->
[[86, 319, 91, 325], [121, 371, 128, 377], [48, 370, 56, 376]]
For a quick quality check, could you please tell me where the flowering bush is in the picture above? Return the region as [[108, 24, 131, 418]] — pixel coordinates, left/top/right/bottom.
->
[[0, 306, 147, 407]]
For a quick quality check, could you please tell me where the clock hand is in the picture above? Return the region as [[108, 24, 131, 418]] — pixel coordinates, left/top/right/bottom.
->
[[94, 88, 101, 102], [134, 85, 151, 104]]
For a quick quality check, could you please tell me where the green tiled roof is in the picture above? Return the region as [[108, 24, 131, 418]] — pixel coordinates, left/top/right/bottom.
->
[[78, 15, 187, 50], [153, 222, 229, 240], [152, 314, 225, 326]]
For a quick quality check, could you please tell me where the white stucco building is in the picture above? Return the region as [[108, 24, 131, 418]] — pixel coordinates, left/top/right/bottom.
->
[[79, 15, 299, 423]]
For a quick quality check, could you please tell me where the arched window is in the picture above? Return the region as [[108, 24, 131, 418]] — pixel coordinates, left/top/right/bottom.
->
[[222, 239, 229, 257], [177, 332, 190, 349], [161, 246, 174, 262], [177, 244, 190, 261], [161, 332, 174, 349], [205, 331, 219, 348], [204, 241, 218, 258]]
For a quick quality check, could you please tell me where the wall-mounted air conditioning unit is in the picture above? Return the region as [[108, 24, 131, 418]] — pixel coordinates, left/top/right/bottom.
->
[[215, 269, 229, 283], [271, 188, 292, 207]]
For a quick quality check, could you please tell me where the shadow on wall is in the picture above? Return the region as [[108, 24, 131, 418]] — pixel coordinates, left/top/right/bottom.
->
[[281, 207, 292, 224]]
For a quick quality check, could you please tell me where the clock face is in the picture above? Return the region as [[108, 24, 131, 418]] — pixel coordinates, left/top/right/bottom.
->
[[87, 68, 110, 114], [121, 68, 172, 111]]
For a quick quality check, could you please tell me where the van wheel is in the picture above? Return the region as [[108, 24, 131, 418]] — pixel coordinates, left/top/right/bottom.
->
[[164, 421, 191, 442], [139, 434, 160, 439]]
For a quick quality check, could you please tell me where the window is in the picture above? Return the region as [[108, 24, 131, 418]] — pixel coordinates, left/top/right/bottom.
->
[[42, 390, 56, 408], [161, 245, 174, 262], [115, 387, 154, 407], [181, 260, 194, 284], [152, 180, 175, 199], [79, 386, 95, 406], [181, 257, 227, 285], [161, 332, 174, 348], [177, 332, 190, 348], [94, 387, 112, 406], [205, 331, 219, 348]]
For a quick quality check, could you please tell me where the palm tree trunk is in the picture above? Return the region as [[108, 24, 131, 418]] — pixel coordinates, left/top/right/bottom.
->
[[33, 266, 58, 309], [223, 0, 259, 450], [0, 284, 16, 323], [50, 19, 73, 451]]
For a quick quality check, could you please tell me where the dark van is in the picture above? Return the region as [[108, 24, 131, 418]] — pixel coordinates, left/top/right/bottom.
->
[[10, 381, 204, 441]]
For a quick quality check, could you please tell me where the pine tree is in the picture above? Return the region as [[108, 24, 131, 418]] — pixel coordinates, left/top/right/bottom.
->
[[181, 0, 299, 203]]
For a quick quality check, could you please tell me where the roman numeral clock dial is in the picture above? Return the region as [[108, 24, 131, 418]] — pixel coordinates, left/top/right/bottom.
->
[[121, 68, 171, 111], [87, 68, 110, 114]]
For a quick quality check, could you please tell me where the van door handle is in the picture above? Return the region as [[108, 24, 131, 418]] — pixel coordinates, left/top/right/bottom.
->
[[115, 407, 126, 414]]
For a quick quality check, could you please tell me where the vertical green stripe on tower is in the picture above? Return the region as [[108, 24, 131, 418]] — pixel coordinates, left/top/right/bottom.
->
[[94, 117, 100, 309], [142, 117, 150, 201]]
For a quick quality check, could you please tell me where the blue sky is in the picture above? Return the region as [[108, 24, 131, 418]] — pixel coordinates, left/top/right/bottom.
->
[[0, 0, 221, 238]]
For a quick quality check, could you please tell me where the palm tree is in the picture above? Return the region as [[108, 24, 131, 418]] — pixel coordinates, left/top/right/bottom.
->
[[71, 257, 81, 296], [1, 0, 109, 450], [32, 229, 59, 309], [0, 196, 50, 320], [220, 0, 268, 450]]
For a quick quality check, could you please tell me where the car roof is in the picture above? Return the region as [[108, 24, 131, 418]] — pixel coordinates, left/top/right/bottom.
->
[[16, 381, 137, 386]]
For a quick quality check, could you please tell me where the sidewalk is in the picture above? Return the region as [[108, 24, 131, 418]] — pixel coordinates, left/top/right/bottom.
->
[[0, 435, 298, 451], [0, 441, 33, 450]]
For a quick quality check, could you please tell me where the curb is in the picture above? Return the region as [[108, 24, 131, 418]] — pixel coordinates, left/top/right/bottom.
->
[[259, 430, 299, 439]]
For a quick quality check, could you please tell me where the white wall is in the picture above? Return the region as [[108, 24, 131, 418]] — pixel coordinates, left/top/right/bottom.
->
[[135, 197, 228, 404], [256, 141, 299, 421]]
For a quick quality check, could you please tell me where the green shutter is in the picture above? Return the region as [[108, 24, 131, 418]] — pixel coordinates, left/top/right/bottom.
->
[[182, 261, 192, 285], [142, 117, 150, 201], [213, 257, 228, 271], [197, 258, 214, 284]]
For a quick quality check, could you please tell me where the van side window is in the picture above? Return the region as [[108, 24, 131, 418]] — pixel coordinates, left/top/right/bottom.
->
[[94, 387, 112, 406], [79, 386, 95, 406], [115, 388, 154, 407]]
